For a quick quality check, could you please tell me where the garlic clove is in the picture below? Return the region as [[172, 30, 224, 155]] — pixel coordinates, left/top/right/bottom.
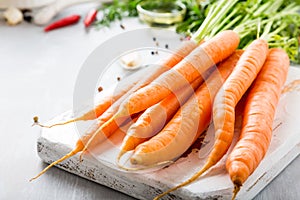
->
[[3, 7, 23, 25], [120, 52, 143, 70]]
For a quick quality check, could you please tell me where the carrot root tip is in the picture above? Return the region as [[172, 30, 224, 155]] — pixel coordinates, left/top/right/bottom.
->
[[32, 116, 49, 128], [33, 116, 39, 123], [130, 158, 138, 165], [79, 156, 83, 162], [232, 183, 241, 200], [32, 116, 78, 129], [32, 116, 50, 128], [31, 122, 52, 128], [155, 162, 214, 199], [79, 152, 85, 162], [46, 119, 78, 128], [29, 177, 36, 182], [116, 150, 141, 171], [116, 150, 127, 164], [30, 147, 82, 181]]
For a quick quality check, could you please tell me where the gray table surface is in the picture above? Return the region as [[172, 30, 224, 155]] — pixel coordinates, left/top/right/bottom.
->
[[0, 4, 299, 200]]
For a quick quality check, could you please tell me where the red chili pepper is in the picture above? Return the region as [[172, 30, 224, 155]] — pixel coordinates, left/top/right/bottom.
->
[[84, 9, 98, 27], [44, 15, 81, 32]]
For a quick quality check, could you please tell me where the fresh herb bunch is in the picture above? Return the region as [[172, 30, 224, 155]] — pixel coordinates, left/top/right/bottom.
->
[[174, 0, 209, 34], [181, 0, 300, 63], [207, 0, 300, 63], [94, 0, 142, 27], [94, 0, 300, 63]]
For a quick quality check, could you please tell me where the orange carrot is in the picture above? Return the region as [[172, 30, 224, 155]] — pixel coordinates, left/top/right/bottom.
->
[[30, 115, 138, 181], [154, 39, 269, 199], [211, 39, 268, 164], [30, 94, 131, 181], [79, 108, 129, 160], [116, 30, 240, 118], [33, 40, 198, 128], [87, 114, 140, 153], [79, 40, 199, 155], [30, 121, 93, 181], [31, 109, 142, 181], [30, 40, 198, 180], [88, 32, 238, 167], [226, 48, 289, 199], [131, 50, 243, 168], [117, 75, 206, 163]]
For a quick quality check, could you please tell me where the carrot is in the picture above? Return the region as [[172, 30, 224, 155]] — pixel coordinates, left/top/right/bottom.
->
[[80, 40, 199, 152], [30, 41, 198, 180], [114, 30, 240, 119], [30, 121, 93, 181], [131, 50, 243, 169], [91, 31, 239, 163], [30, 94, 131, 181], [226, 48, 289, 199], [31, 108, 139, 181], [117, 75, 206, 164], [82, 31, 239, 162], [87, 114, 140, 153], [30, 114, 138, 181], [154, 39, 268, 199], [79, 108, 130, 161], [33, 40, 198, 128], [79, 40, 199, 155]]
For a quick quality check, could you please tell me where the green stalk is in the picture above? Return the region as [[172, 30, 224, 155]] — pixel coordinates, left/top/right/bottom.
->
[[240, 0, 263, 24], [267, 23, 289, 38], [264, 0, 284, 14], [253, 1, 272, 17], [260, 21, 273, 40], [191, 0, 238, 42], [219, 15, 242, 34], [209, 5, 240, 38], [191, 0, 227, 42]]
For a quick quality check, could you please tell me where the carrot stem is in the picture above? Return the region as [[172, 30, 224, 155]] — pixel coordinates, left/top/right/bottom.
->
[[192, 0, 238, 42]]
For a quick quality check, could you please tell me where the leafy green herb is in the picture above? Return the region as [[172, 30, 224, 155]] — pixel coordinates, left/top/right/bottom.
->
[[206, 0, 300, 63], [175, 0, 207, 35], [94, 0, 142, 28], [94, 0, 300, 63]]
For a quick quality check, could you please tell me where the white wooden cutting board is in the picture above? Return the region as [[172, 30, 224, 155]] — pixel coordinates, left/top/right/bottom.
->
[[37, 66, 300, 200]]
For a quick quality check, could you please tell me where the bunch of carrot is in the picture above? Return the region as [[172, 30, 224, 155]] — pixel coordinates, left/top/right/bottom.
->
[[154, 40, 289, 200], [32, 0, 292, 199]]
